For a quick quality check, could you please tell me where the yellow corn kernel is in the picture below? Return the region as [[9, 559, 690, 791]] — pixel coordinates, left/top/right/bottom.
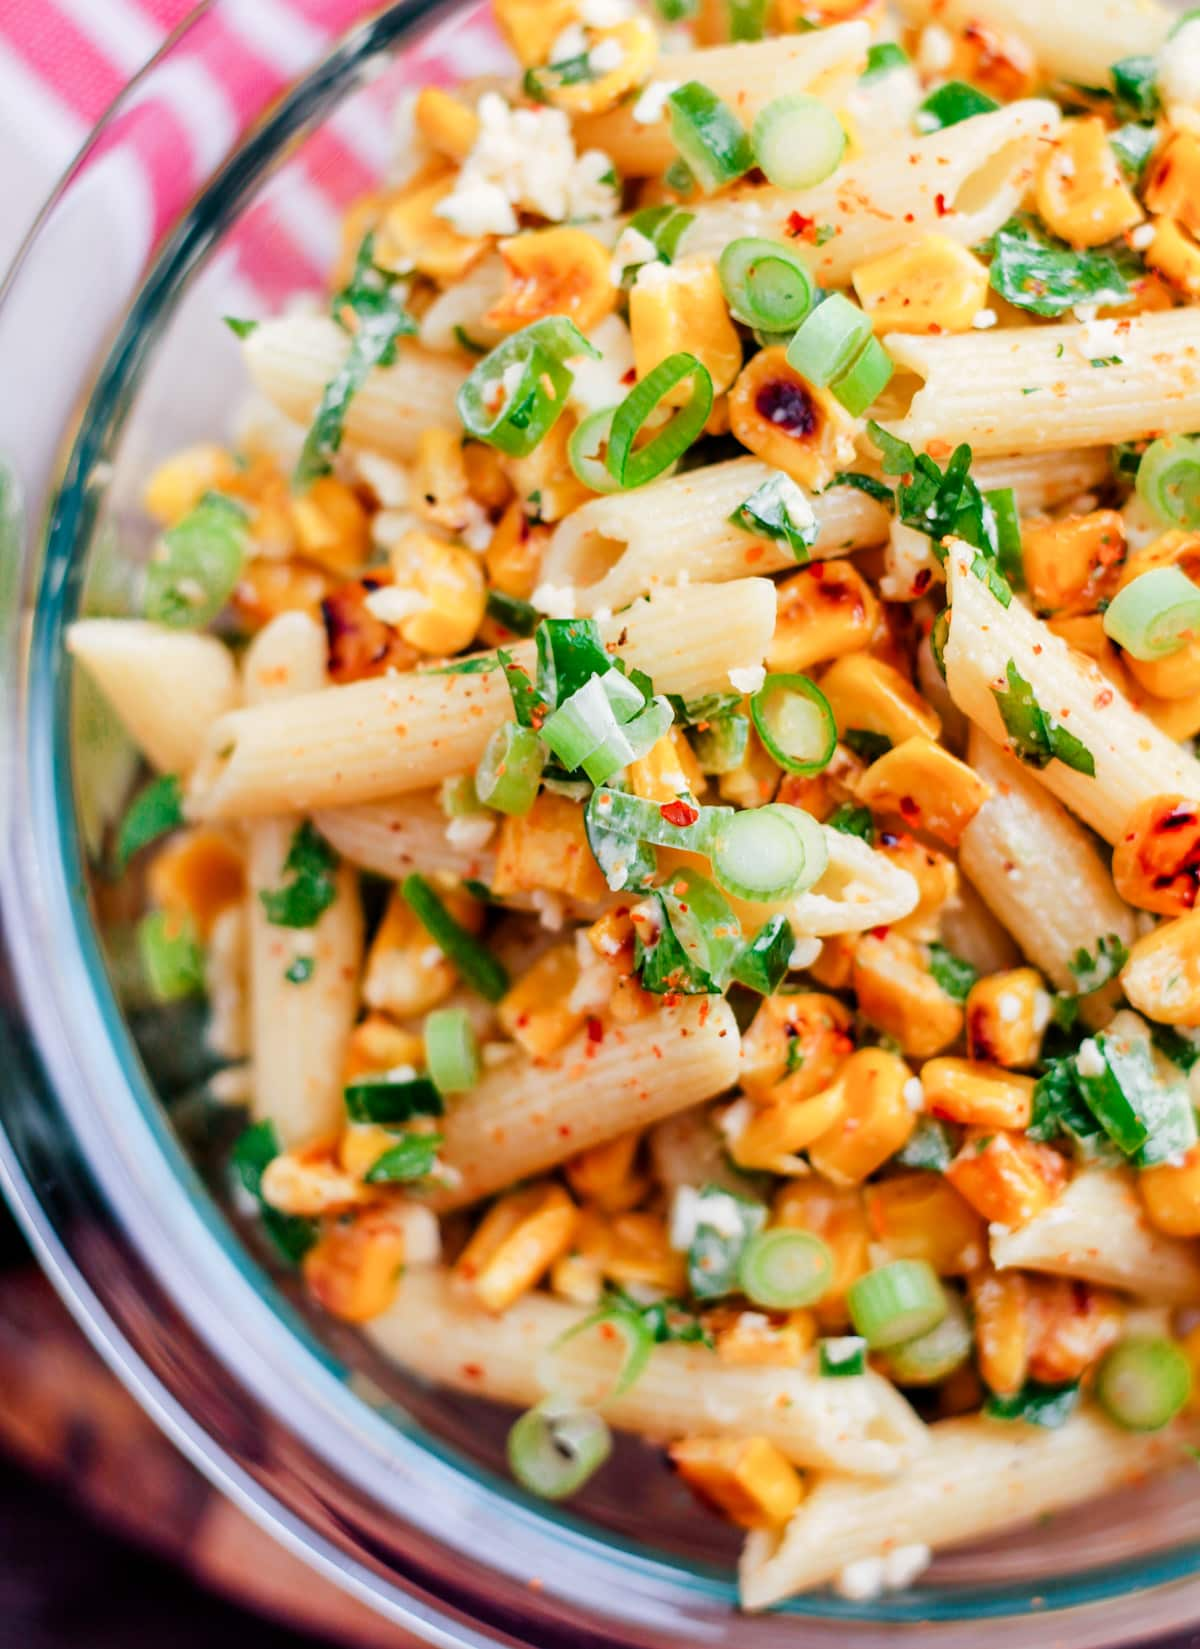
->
[[289, 475, 371, 576], [728, 347, 858, 490], [498, 944, 588, 1057], [946, 1129, 1068, 1228], [1120, 910, 1200, 1025], [303, 1206, 408, 1323], [631, 258, 743, 398], [504, 413, 592, 525], [548, 18, 658, 114], [1113, 792, 1200, 915], [145, 828, 245, 940], [740, 992, 856, 1105], [851, 235, 990, 336], [1036, 117, 1143, 250], [455, 1183, 579, 1312], [143, 443, 238, 525], [550, 1249, 607, 1306], [586, 908, 636, 972], [767, 560, 880, 675], [819, 654, 940, 749], [1021, 510, 1127, 617], [964, 968, 1049, 1068], [232, 556, 330, 633], [605, 1210, 687, 1290], [342, 1015, 425, 1083], [1139, 1144, 1200, 1237], [857, 736, 991, 847], [389, 533, 487, 656], [876, 831, 958, 943], [338, 1120, 411, 1181], [260, 1148, 370, 1217], [772, 1178, 868, 1321], [807, 932, 856, 991], [364, 883, 483, 1017], [376, 174, 487, 283], [485, 499, 546, 599], [463, 441, 513, 513], [669, 1436, 803, 1529], [852, 932, 964, 1058], [410, 427, 474, 534], [488, 227, 618, 336], [805, 1047, 916, 1186], [1026, 1276, 1124, 1384], [493, 0, 576, 64], [1139, 685, 1200, 742], [1146, 132, 1200, 236], [968, 1269, 1029, 1397], [413, 86, 479, 162], [627, 725, 705, 804], [716, 727, 781, 809], [726, 1086, 850, 1174], [713, 1308, 815, 1367], [867, 1173, 986, 1275], [493, 791, 610, 904], [1147, 215, 1200, 298], [565, 1130, 647, 1213], [1046, 613, 1133, 695], [921, 1057, 1036, 1130]]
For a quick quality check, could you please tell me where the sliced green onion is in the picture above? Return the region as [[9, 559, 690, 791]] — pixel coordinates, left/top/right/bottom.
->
[[457, 318, 598, 458], [508, 1401, 612, 1499], [606, 354, 713, 489], [728, 0, 767, 41], [718, 238, 815, 332], [144, 492, 247, 629], [115, 773, 183, 870], [440, 774, 483, 818], [828, 334, 893, 415], [895, 1115, 956, 1173], [752, 94, 846, 189], [1103, 567, 1200, 661], [231, 1121, 318, 1265], [540, 1302, 656, 1405], [915, 80, 1000, 133], [885, 1290, 972, 1384], [540, 675, 623, 769], [861, 42, 908, 82], [365, 1130, 443, 1184], [731, 913, 794, 994], [685, 1184, 767, 1299], [750, 672, 837, 775], [424, 1007, 479, 1094], [819, 1335, 867, 1376], [587, 786, 727, 851], [689, 710, 750, 774], [1071, 1031, 1198, 1166], [259, 820, 340, 930], [985, 487, 1024, 589], [985, 1378, 1081, 1429], [584, 696, 674, 785], [786, 294, 871, 387], [344, 1074, 443, 1124], [1137, 435, 1200, 531], [535, 616, 614, 707], [665, 82, 755, 195], [401, 872, 509, 1002], [486, 589, 540, 637], [730, 472, 817, 563], [827, 802, 874, 843], [1095, 1337, 1193, 1431], [640, 868, 744, 994], [584, 794, 659, 895], [738, 1228, 833, 1308], [567, 406, 625, 494], [1111, 121, 1160, 182], [475, 721, 545, 815], [626, 204, 695, 265], [710, 803, 826, 901], [137, 910, 204, 1002], [847, 1259, 947, 1350]]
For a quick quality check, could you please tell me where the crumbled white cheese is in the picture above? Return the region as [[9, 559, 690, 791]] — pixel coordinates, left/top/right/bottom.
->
[[633, 78, 681, 124], [549, 21, 588, 61], [699, 1188, 750, 1239], [718, 1096, 755, 1146], [445, 814, 496, 851], [1159, 18, 1200, 110], [997, 991, 1022, 1023], [580, 0, 634, 26], [1076, 1038, 1106, 1078], [1129, 222, 1156, 251], [531, 890, 566, 932], [903, 1076, 925, 1112], [569, 931, 618, 1013], [568, 147, 622, 222], [728, 663, 766, 694], [789, 935, 822, 970], [566, 313, 636, 415], [916, 22, 954, 74], [609, 225, 658, 283], [971, 308, 998, 330], [1072, 302, 1099, 324], [460, 504, 495, 554], [1073, 316, 1125, 365], [634, 257, 674, 291], [588, 37, 625, 73], [532, 580, 578, 619], [364, 585, 430, 625], [396, 1204, 442, 1267], [835, 1545, 932, 1601], [669, 1185, 703, 1250], [352, 450, 410, 508]]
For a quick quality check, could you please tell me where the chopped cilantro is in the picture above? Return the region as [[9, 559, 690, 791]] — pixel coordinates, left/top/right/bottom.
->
[[984, 215, 1136, 318], [365, 1131, 444, 1184], [258, 821, 340, 928], [985, 1379, 1081, 1429], [992, 660, 1096, 776], [827, 802, 875, 843], [1068, 933, 1130, 994], [115, 773, 183, 870], [284, 956, 315, 985], [843, 728, 892, 763], [927, 942, 978, 1003]]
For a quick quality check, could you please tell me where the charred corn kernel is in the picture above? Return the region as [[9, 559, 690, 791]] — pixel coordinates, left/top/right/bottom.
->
[[820, 653, 940, 748], [493, 791, 609, 904], [1113, 793, 1200, 915], [628, 725, 705, 804], [586, 908, 636, 972], [485, 499, 547, 599], [726, 1086, 850, 1173], [547, 18, 658, 115], [942, 16, 1037, 100], [729, 347, 858, 491], [876, 831, 958, 943], [669, 1436, 803, 1529], [376, 174, 487, 283], [857, 736, 991, 847], [493, 0, 576, 64], [922, 1058, 1036, 1130], [1139, 1144, 1200, 1236], [1036, 117, 1143, 250], [565, 1130, 647, 1213], [1026, 1276, 1124, 1384], [772, 1178, 868, 1321], [364, 884, 483, 1017], [716, 727, 781, 809], [866, 1173, 987, 1275], [851, 235, 990, 336], [342, 1015, 425, 1083], [852, 932, 964, 1058], [1046, 613, 1133, 695], [143, 443, 237, 525], [321, 574, 419, 684], [1147, 215, 1200, 299], [338, 1121, 413, 1181], [605, 1210, 687, 1290], [1021, 510, 1126, 617], [410, 428, 474, 534], [290, 476, 371, 576], [455, 1183, 579, 1312], [631, 258, 743, 399], [968, 1269, 1029, 1398], [946, 1129, 1068, 1228], [260, 1148, 370, 1217], [740, 992, 856, 1105], [146, 828, 244, 940], [233, 556, 330, 631], [713, 1309, 815, 1367], [1120, 910, 1200, 1024], [965, 968, 1050, 1068], [1146, 133, 1200, 237], [413, 86, 479, 162], [389, 533, 487, 655], [808, 932, 856, 991], [767, 561, 879, 675], [806, 1047, 916, 1186], [303, 1206, 408, 1322], [499, 944, 588, 1057], [488, 227, 618, 336], [463, 441, 513, 513]]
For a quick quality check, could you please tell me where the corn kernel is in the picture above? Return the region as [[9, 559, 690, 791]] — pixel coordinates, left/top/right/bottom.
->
[[547, 18, 658, 115], [302, 1205, 408, 1322], [455, 1182, 579, 1312], [376, 173, 487, 283], [565, 1129, 646, 1212], [965, 968, 1049, 1067], [499, 944, 588, 1057], [922, 1058, 1036, 1130], [628, 725, 705, 804], [631, 258, 743, 398], [338, 1120, 411, 1181], [464, 441, 513, 514], [1146, 133, 1200, 237], [726, 1086, 850, 1174], [493, 791, 610, 904], [492, 0, 576, 64], [767, 560, 880, 675], [260, 1148, 370, 1217], [807, 932, 857, 991], [669, 1436, 803, 1529], [819, 654, 940, 749], [1147, 215, 1200, 298], [857, 736, 991, 846], [728, 347, 858, 491], [866, 1174, 986, 1275], [410, 428, 474, 534], [852, 932, 964, 1058], [290, 476, 371, 576], [485, 499, 547, 599], [605, 1210, 687, 1290], [364, 884, 483, 1017], [1113, 793, 1200, 915], [1140, 1144, 1200, 1236], [488, 226, 618, 335], [740, 992, 855, 1105], [551, 1249, 606, 1306], [712, 1308, 815, 1367], [876, 831, 958, 942], [1036, 117, 1143, 249], [1139, 685, 1200, 742], [146, 828, 244, 939], [504, 414, 592, 525], [1120, 909, 1200, 1024], [343, 1015, 425, 1083], [413, 86, 479, 162], [587, 908, 636, 972], [1026, 1276, 1123, 1383], [806, 1047, 916, 1185], [968, 1269, 1028, 1397], [143, 443, 237, 526], [1021, 510, 1126, 617], [320, 573, 419, 683], [772, 1178, 868, 1323], [946, 1129, 1067, 1227], [852, 235, 990, 336], [390, 532, 487, 656], [233, 557, 330, 632]]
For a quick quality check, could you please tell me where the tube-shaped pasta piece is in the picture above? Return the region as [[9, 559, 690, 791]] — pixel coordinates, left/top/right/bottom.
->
[[431, 996, 740, 1210], [574, 24, 869, 178], [419, 254, 506, 353], [314, 791, 498, 885], [944, 544, 1200, 845], [67, 620, 238, 775], [367, 1266, 926, 1476], [243, 317, 463, 462], [680, 101, 1058, 288], [958, 728, 1137, 997], [893, 0, 1170, 86], [990, 1169, 1200, 1305], [739, 1409, 1192, 1608], [970, 449, 1111, 515], [781, 828, 920, 939], [189, 579, 777, 819], [882, 310, 1200, 457]]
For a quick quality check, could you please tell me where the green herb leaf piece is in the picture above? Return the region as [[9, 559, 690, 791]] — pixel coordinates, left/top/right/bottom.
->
[[259, 821, 340, 929]]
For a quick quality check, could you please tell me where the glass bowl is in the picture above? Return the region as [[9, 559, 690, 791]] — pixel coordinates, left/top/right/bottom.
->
[[1, 5, 1199, 1643]]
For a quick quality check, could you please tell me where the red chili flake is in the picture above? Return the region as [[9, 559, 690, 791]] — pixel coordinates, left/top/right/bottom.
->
[[1096, 688, 1114, 708], [870, 925, 890, 940], [621, 366, 637, 384], [786, 210, 815, 238], [462, 1362, 484, 1380], [913, 568, 933, 594], [660, 798, 700, 827], [663, 992, 682, 1009], [586, 1015, 604, 1044], [935, 193, 950, 216], [899, 796, 920, 820]]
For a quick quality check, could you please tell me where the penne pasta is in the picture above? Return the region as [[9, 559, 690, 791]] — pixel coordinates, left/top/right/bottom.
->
[[314, 790, 499, 885], [892, 0, 1171, 86]]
